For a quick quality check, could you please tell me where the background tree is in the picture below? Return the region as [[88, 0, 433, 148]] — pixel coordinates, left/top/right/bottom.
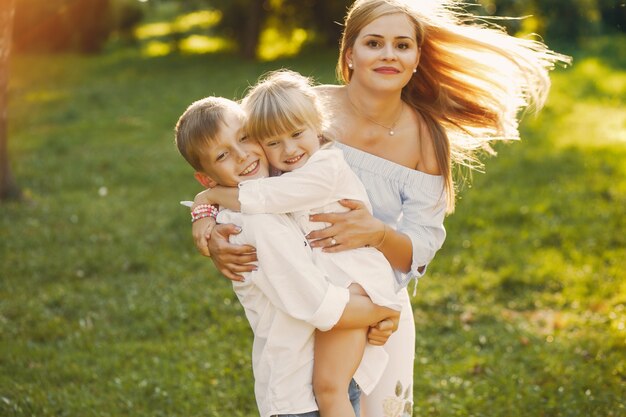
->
[[599, 0, 626, 34], [0, 0, 20, 201], [209, 0, 269, 59], [13, 0, 114, 53], [206, 0, 350, 59], [275, 0, 351, 48], [474, 0, 625, 42]]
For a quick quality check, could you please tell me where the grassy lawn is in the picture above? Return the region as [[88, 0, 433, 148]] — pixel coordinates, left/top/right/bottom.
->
[[1, 36, 625, 416]]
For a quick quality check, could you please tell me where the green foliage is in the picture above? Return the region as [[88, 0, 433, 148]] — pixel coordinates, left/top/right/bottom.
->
[[475, 0, 625, 43], [2, 36, 625, 416], [206, 0, 351, 59], [111, 0, 146, 44]]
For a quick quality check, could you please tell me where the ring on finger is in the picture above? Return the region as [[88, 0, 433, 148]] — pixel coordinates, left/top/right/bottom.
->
[[330, 237, 337, 245]]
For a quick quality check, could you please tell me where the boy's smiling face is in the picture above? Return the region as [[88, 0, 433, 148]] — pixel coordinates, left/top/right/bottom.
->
[[195, 108, 269, 188]]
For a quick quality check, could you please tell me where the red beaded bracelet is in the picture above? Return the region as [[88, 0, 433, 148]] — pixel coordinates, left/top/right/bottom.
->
[[191, 204, 219, 223]]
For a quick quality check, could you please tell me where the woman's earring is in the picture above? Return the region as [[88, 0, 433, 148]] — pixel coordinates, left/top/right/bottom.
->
[[348, 63, 353, 69], [413, 68, 417, 73]]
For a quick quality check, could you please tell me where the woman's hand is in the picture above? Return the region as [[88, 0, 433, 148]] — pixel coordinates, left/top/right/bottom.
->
[[367, 316, 399, 346], [307, 199, 384, 253], [208, 223, 258, 282]]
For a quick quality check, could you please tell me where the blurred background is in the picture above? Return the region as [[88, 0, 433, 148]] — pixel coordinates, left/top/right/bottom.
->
[[6, 0, 626, 59], [1, 1, 625, 416]]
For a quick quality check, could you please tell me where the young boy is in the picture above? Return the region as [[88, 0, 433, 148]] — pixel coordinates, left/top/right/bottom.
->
[[174, 96, 399, 417]]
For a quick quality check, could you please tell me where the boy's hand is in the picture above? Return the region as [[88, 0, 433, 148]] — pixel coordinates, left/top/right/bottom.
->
[[208, 223, 258, 282], [367, 313, 400, 346]]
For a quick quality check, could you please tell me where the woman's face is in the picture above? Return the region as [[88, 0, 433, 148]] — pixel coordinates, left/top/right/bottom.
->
[[346, 13, 420, 93]]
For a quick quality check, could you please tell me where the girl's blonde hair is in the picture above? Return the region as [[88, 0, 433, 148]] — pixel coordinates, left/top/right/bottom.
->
[[243, 69, 327, 142], [337, 0, 571, 212]]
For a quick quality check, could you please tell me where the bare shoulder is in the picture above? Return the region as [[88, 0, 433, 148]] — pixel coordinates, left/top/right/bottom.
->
[[314, 85, 347, 137], [313, 84, 343, 101]]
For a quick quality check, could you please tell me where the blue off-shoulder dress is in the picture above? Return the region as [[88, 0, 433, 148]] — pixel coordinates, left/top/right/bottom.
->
[[336, 142, 447, 417]]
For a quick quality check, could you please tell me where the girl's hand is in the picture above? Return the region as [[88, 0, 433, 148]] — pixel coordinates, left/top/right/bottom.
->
[[367, 316, 399, 346], [208, 223, 258, 282], [307, 199, 384, 253]]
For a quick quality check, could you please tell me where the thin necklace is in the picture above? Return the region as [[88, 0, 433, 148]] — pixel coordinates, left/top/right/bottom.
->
[[346, 91, 404, 136]]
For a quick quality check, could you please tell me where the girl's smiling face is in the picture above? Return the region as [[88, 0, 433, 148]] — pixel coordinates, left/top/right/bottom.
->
[[259, 125, 321, 172]]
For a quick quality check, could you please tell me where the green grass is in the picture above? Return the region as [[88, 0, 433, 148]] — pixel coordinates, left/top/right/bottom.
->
[[1, 35, 625, 416]]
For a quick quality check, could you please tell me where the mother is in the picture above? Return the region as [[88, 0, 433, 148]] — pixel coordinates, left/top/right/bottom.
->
[[194, 0, 569, 415]]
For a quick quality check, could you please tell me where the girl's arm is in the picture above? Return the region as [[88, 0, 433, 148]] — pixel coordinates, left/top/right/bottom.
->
[[192, 150, 338, 213], [194, 186, 241, 211], [238, 150, 340, 214], [194, 151, 346, 216]]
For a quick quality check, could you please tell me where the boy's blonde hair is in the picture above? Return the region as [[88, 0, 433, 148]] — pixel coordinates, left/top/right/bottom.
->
[[174, 96, 241, 172], [243, 70, 326, 142]]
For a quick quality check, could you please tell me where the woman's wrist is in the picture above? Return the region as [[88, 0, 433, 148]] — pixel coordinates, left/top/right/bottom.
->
[[368, 221, 388, 249]]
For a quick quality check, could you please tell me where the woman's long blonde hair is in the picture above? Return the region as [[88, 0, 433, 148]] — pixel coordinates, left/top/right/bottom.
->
[[337, 0, 571, 212]]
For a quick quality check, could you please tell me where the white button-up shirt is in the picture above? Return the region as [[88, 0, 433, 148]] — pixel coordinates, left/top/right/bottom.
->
[[216, 210, 350, 417]]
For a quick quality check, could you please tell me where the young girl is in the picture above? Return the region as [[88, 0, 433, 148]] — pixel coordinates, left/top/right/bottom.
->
[[194, 70, 416, 417]]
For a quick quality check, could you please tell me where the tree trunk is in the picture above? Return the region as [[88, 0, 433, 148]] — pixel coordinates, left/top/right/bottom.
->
[[0, 0, 21, 201], [241, 0, 266, 60], [312, 1, 344, 48]]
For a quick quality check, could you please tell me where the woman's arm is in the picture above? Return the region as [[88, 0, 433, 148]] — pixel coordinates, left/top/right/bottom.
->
[[307, 199, 413, 273], [232, 211, 400, 339]]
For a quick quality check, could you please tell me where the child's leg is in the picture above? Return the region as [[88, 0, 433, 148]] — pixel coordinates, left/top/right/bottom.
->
[[313, 284, 368, 417]]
